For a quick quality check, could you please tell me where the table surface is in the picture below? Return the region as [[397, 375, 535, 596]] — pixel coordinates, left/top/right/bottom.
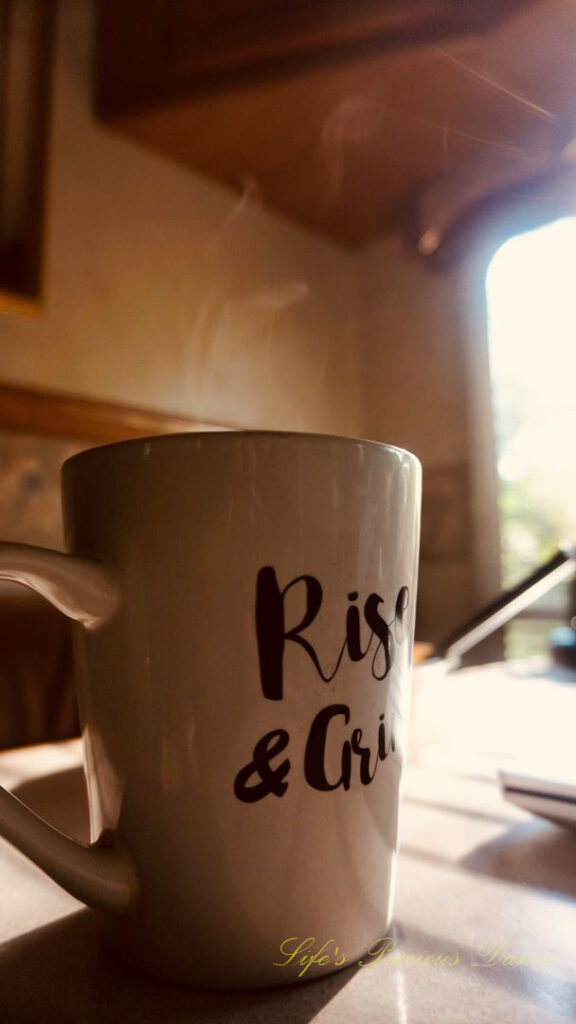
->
[[0, 660, 575, 1024]]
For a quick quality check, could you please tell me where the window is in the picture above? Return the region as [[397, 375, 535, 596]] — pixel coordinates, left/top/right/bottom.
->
[[486, 218, 576, 658]]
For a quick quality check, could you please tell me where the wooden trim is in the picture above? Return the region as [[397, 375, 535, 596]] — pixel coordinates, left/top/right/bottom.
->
[[0, 382, 233, 443], [459, 249, 502, 613], [0, 289, 41, 318]]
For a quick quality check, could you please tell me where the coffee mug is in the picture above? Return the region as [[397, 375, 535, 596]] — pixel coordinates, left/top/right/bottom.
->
[[0, 431, 420, 988]]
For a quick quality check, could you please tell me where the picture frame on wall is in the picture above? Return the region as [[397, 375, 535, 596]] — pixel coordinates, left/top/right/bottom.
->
[[0, 0, 56, 314]]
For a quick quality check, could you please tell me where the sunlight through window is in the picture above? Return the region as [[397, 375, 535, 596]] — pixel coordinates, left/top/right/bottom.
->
[[486, 218, 576, 658]]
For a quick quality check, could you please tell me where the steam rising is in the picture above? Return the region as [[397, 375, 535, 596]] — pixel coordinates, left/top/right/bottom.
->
[[315, 94, 380, 203], [177, 184, 313, 421]]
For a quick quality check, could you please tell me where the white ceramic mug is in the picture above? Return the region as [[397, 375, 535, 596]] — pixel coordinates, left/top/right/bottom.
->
[[0, 431, 420, 988]]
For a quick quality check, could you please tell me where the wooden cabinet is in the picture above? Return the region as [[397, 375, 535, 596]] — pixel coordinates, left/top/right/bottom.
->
[[97, 1, 510, 109], [95, 1, 556, 247]]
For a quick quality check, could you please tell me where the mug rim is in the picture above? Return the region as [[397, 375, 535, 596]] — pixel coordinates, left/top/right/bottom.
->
[[63, 430, 421, 472]]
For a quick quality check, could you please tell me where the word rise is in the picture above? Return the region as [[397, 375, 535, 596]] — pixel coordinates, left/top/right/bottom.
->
[[256, 566, 410, 700]]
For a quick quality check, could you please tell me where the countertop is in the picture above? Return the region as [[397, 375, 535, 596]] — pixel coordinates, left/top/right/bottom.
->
[[0, 660, 574, 1023]]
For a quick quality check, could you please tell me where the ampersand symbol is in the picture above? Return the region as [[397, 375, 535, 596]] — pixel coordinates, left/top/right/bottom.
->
[[234, 729, 291, 803]]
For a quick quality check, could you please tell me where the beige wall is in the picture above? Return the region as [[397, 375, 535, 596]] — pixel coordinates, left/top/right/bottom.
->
[[356, 234, 480, 641], [357, 235, 470, 461], [0, 0, 362, 438]]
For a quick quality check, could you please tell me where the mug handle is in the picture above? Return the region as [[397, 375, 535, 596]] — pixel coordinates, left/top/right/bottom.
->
[[0, 543, 139, 914]]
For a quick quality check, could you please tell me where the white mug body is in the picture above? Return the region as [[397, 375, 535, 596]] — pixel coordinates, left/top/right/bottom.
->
[[61, 431, 421, 988]]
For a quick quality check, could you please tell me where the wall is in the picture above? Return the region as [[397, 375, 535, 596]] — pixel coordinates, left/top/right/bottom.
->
[[0, 0, 494, 645], [356, 234, 480, 641], [0, 0, 362, 438]]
